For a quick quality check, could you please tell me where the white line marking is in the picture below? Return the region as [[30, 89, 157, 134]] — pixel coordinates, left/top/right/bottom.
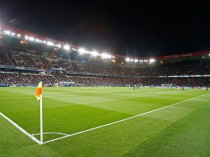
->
[[0, 112, 41, 145], [43, 93, 209, 144], [32, 132, 69, 136]]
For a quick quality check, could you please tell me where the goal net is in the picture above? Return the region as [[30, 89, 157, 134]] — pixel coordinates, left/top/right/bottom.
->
[[59, 81, 75, 87], [161, 83, 173, 88]]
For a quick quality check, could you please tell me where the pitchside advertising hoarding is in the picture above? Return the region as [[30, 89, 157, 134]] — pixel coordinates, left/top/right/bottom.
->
[[157, 51, 210, 60], [159, 75, 210, 78]]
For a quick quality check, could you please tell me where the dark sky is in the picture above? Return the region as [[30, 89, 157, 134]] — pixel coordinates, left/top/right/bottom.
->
[[1, 0, 210, 57]]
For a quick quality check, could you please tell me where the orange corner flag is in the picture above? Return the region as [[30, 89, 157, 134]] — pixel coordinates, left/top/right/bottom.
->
[[35, 82, 42, 100]]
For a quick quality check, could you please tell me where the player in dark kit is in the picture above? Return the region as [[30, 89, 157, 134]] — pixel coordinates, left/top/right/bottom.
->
[[182, 86, 185, 91], [133, 84, 136, 90]]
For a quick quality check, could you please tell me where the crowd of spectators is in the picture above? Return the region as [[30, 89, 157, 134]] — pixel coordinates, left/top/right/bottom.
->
[[0, 73, 31, 85], [0, 72, 209, 87], [142, 77, 209, 87], [1, 46, 210, 76], [52, 73, 72, 82], [0, 47, 11, 65], [70, 76, 142, 87], [0, 45, 210, 87], [0, 73, 57, 86]]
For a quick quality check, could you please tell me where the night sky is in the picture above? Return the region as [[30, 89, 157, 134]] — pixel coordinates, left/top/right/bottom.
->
[[0, 0, 210, 57]]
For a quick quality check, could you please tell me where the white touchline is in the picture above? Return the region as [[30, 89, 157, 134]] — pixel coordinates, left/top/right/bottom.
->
[[0, 112, 41, 145], [43, 93, 209, 144]]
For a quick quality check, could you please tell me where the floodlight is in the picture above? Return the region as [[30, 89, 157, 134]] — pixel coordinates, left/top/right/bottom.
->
[[24, 35, 29, 40], [17, 34, 21, 37], [10, 32, 15, 36], [4, 30, 11, 35], [101, 53, 107, 58], [108, 55, 112, 59], [63, 44, 70, 50], [91, 50, 98, 57], [78, 48, 86, 54], [125, 58, 130, 62], [134, 59, 138, 63], [29, 37, 35, 41], [149, 58, 156, 63], [56, 44, 61, 48], [101, 53, 112, 59], [46, 41, 54, 46]]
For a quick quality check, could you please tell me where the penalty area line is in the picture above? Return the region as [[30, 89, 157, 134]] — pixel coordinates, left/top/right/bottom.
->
[[43, 93, 209, 144], [0, 112, 41, 145]]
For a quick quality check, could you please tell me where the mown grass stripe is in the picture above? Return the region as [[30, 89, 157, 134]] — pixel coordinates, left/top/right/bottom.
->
[[43, 93, 208, 144]]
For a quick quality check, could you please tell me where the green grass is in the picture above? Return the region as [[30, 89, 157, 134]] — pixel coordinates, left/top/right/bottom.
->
[[0, 87, 210, 157]]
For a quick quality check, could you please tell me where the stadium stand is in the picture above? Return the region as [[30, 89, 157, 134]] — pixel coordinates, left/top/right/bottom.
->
[[0, 27, 210, 88]]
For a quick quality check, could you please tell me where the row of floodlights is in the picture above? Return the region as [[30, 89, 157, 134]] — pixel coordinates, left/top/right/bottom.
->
[[3, 30, 21, 37], [24, 35, 71, 50], [2, 30, 115, 59], [3, 30, 71, 50], [125, 58, 156, 63], [78, 48, 114, 59]]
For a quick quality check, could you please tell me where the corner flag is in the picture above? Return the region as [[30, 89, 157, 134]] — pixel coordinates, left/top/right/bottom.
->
[[35, 82, 42, 100], [35, 82, 43, 144]]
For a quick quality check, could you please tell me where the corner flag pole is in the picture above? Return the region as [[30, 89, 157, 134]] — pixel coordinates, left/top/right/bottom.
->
[[36, 82, 43, 145], [40, 94, 43, 144]]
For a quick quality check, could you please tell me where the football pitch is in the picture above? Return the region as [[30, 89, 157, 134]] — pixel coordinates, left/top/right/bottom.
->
[[0, 87, 210, 157]]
